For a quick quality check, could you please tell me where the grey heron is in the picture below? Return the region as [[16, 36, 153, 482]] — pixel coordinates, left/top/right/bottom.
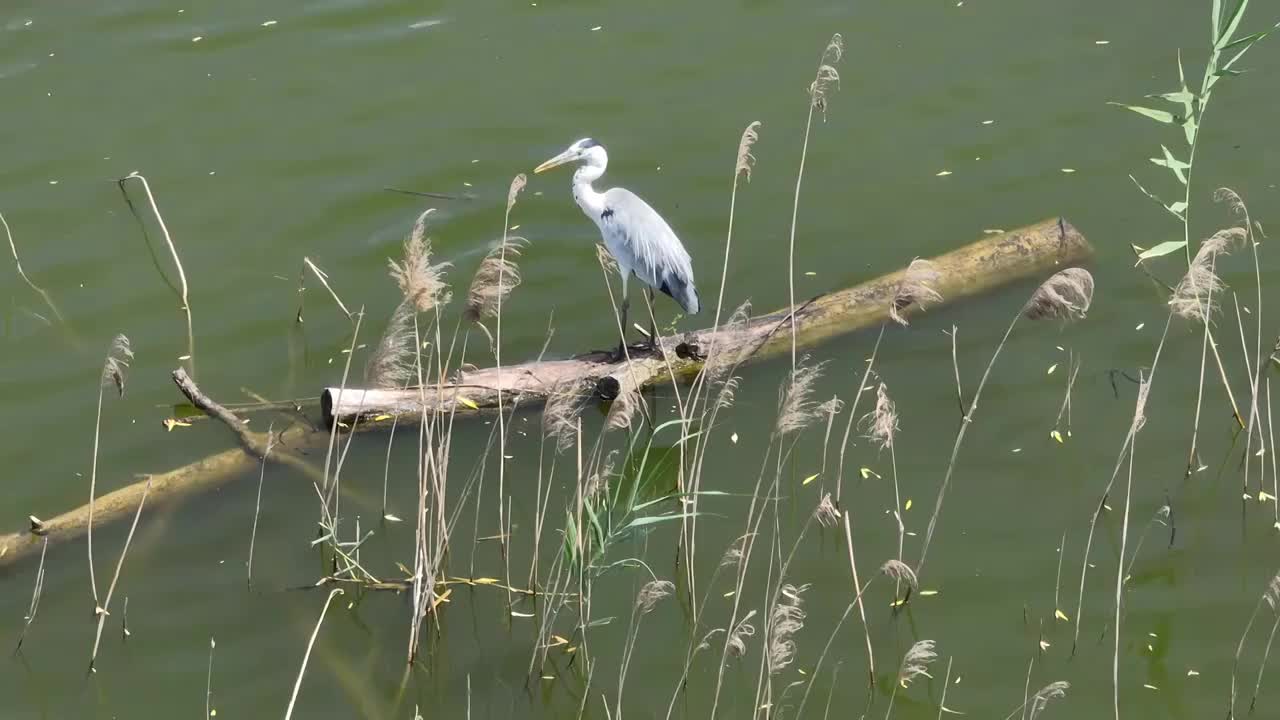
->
[[534, 138, 700, 361]]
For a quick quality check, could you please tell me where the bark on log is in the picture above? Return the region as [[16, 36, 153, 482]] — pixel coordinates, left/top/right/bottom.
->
[[323, 217, 1092, 427]]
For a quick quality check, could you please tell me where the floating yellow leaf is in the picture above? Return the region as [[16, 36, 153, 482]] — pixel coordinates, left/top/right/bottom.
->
[[1187, 669, 1200, 677], [802, 473, 819, 486], [372, 414, 393, 421], [904, 499, 913, 511], [1050, 430, 1064, 444], [1047, 363, 1058, 375], [860, 467, 881, 479], [723, 590, 735, 597], [511, 611, 535, 618], [431, 588, 452, 609], [551, 635, 569, 646], [1055, 609, 1070, 622], [472, 577, 500, 585], [458, 396, 480, 410], [1260, 491, 1275, 502], [163, 418, 193, 432], [919, 589, 938, 596], [1039, 640, 1051, 651]]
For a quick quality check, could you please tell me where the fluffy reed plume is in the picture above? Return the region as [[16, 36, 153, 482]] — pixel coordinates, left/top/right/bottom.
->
[[102, 335, 134, 398], [728, 609, 758, 658], [636, 580, 675, 613], [862, 382, 898, 449], [889, 258, 943, 325], [768, 584, 809, 674], [1168, 227, 1246, 321], [465, 238, 526, 322], [1023, 267, 1095, 321], [880, 559, 919, 593], [735, 122, 762, 180], [369, 214, 453, 386], [365, 301, 416, 387], [507, 173, 527, 212], [776, 358, 828, 436], [1216, 186, 1248, 222], [896, 639, 937, 687], [607, 385, 642, 431], [542, 380, 590, 452], [720, 534, 750, 568], [389, 210, 452, 313], [815, 493, 840, 528], [808, 34, 844, 111], [1028, 681, 1070, 720]]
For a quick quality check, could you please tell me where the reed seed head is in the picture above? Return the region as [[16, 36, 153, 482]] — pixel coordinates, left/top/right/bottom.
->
[[735, 121, 762, 181], [728, 610, 757, 657], [635, 579, 674, 614], [861, 382, 898, 450], [890, 258, 943, 326], [1028, 681, 1070, 720], [1023, 267, 1094, 321], [506, 173, 527, 213], [101, 334, 133, 398], [776, 357, 827, 436], [1169, 227, 1246, 321], [808, 34, 844, 111], [896, 639, 938, 688], [768, 585, 808, 674], [1265, 572, 1280, 611], [465, 238, 526, 322], [606, 385, 642, 432], [1214, 187, 1248, 223], [880, 559, 919, 592], [542, 380, 590, 453], [815, 493, 840, 528], [365, 301, 417, 387], [389, 210, 452, 313]]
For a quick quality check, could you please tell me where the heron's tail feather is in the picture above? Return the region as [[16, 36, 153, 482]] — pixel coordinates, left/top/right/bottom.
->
[[659, 273, 700, 315]]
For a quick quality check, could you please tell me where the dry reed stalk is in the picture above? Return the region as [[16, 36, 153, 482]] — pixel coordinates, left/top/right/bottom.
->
[[1114, 371, 1152, 720], [303, 257, 354, 320], [1071, 315, 1172, 656], [88, 334, 133, 611], [1, 210, 66, 326], [786, 34, 844, 371], [119, 173, 195, 374], [247, 426, 277, 588], [918, 268, 1094, 579], [285, 588, 343, 720], [1230, 570, 1280, 717], [89, 478, 150, 671], [937, 658, 955, 720], [863, 382, 905, 568], [616, 579, 674, 718], [836, 331, 885, 502], [206, 637, 216, 720], [14, 536, 48, 654]]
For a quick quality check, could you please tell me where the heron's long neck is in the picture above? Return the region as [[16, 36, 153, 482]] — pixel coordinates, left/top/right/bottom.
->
[[572, 163, 607, 218]]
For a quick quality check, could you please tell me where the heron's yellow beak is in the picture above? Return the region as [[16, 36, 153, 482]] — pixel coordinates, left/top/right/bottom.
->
[[534, 150, 575, 174]]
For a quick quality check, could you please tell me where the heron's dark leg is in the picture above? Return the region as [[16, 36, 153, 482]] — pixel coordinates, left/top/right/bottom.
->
[[615, 296, 630, 361], [645, 288, 658, 351]]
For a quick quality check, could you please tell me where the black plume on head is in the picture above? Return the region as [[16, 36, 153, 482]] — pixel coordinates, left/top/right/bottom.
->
[[579, 138, 600, 149]]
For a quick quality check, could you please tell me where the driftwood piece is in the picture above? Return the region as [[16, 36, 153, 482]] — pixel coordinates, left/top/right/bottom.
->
[[0, 217, 1092, 573], [323, 217, 1092, 427], [0, 372, 320, 573]]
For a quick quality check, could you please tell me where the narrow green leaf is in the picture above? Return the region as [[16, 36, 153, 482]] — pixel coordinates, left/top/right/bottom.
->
[[1213, 0, 1223, 44], [1167, 201, 1188, 216], [622, 512, 700, 530], [1182, 114, 1198, 146], [1109, 102, 1175, 124], [1222, 25, 1277, 71], [1218, 0, 1250, 48], [1128, 175, 1167, 208], [1137, 240, 1188, 260], [1156, 145, 1190, 184], [1221, 29, 1269, 51]]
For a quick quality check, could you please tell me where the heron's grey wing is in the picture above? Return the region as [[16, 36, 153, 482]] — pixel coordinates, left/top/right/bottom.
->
[[600, 188, 701, 314]]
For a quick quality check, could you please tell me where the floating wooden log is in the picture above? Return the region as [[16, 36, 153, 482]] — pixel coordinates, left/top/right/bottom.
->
[[323, 217, 1092, 427], [0, 216, 1092, 572]]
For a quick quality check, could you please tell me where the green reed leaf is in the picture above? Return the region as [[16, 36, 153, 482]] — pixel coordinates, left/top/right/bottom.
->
[[1137, 240, 1188, 260], [1183, 114, 1198, 146], [1218, 0, 1250, 49], [1110, 102, 1176, 124]]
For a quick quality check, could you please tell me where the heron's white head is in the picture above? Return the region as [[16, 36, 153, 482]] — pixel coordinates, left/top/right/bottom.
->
[[534, 138, 608, 176]]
